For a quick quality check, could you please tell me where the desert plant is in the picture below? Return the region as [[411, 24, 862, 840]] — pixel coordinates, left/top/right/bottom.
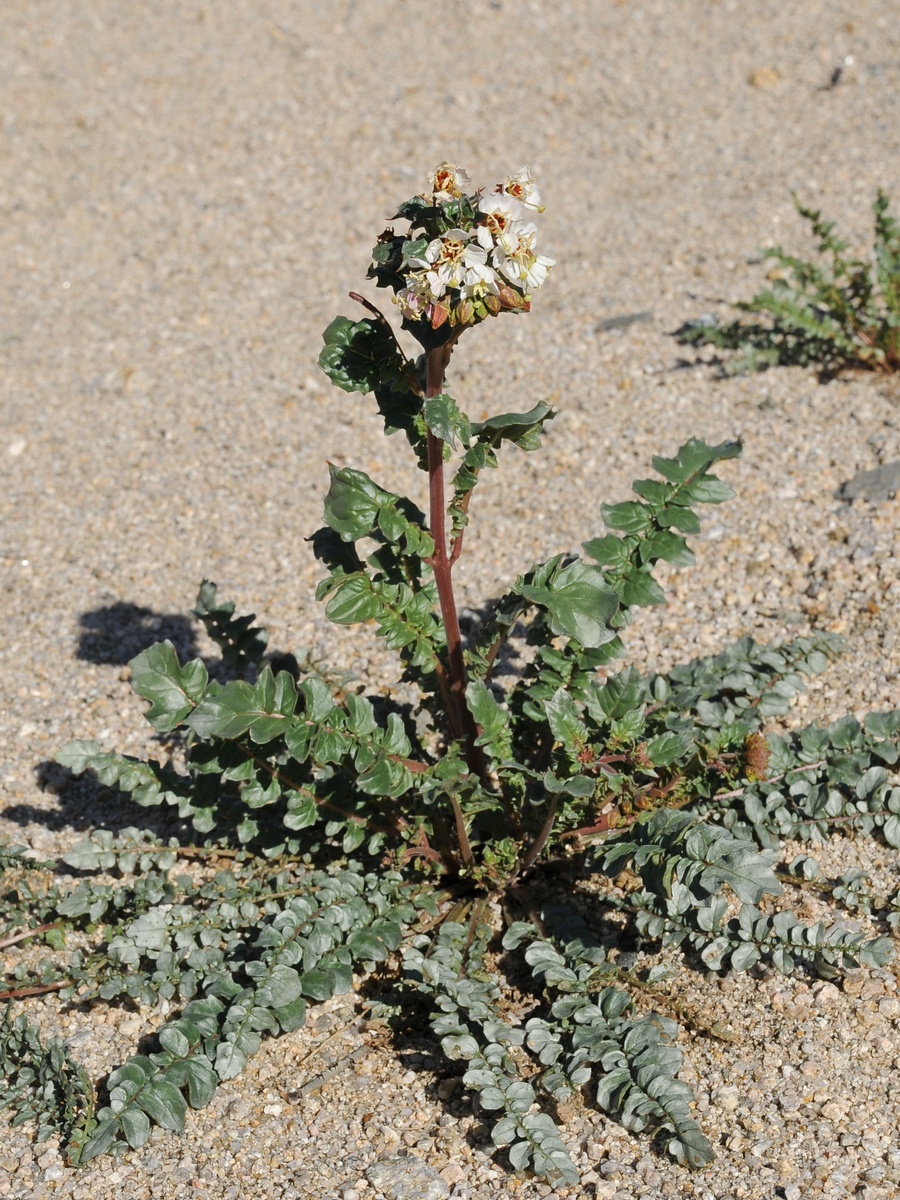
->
[[4, 164, 899, 1187], [678, 189, 900, 374]]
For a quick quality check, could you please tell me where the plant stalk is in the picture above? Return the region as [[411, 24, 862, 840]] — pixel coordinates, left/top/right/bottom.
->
[[424, 343, 491, 800]]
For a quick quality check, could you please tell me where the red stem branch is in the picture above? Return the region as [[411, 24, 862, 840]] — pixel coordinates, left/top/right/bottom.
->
[[0, 922, 62, 951]]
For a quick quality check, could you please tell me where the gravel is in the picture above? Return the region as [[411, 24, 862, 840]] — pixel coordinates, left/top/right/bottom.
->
[[2, 0, 900, 1197]]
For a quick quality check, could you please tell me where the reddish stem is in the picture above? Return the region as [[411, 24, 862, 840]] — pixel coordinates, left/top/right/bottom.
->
[[0, 922, 62, 951], [423, 345, 489, 780], [0, 980, 70, 1001]]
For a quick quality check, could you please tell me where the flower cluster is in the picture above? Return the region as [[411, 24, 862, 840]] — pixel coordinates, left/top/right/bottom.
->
[[368, 163, 554, 335]]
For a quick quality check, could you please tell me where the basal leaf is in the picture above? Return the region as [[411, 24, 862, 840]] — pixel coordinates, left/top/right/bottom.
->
[[118, 1106, 151, 1148], [135, 1078, 187, 1131], [184, 1057, 218, 1108]]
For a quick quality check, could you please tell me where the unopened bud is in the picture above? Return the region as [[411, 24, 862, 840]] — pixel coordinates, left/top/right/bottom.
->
[[456, 298, 475, 326]]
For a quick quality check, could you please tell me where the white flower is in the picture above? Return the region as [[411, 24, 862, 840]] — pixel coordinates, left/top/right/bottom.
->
[[412, 228, 477, 290], [476, 193, 525, 249], [427, 162, 472, 203], [499, 167, 544, 212], [492, 220, 554, 292], [458, 246, 500, 301]]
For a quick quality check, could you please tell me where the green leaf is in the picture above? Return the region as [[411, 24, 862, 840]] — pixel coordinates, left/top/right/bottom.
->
[[865, 710, 900, 740], [644, 731, 692, 767], [77, 1119, 123, 1163], [299, 969, 337, 1002], [129, 641, 208, 732], [618, 569, 666, 608], [658, 505, 701, 534], [542, 770, 593, 797], [545, 688, 587, 752], [601, 501, 652, 535], [184, 1058, 218, 1108], [299, 677, 336, 722], [356, 755, 413, 798], [255, 964, 303, 1009], [502, 922, 535, 951], [469, 401, 555, 450], [685, 476, 735, 505], [214, 1041, 248, 1081], [157, 1026, 191, 1058], [323, 466, 432, 557], [670, 1122, 716, 1169], [591, 666, 645, 720], [135, 1079, 187, 1131], [521, 561, 619, 648], [318, 316, 401, 395], [324, 574, 380, 624], [859, 937, 894, 968], [700, 849, 781, 906], [651, 438, 741, 483], [639, 531, 695, 567], [466, 679, 511, 757], [187, 668, 297, 743], [119, 1106, 151, 1148], [342, 822, 367, 852], [273, 996, 308, 1034], [347, 929, 391, 962], [60, 832, 108, 871], [324, 466, 385, 540], [423, 393, 470, 447]]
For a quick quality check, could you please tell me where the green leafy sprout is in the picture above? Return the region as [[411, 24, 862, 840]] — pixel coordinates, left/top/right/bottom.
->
[[3, 165, 899, 1187], [678, 189, 900, 375]]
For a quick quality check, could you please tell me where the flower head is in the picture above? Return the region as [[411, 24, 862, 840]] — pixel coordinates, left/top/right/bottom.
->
[[372, 163, 553, 337]]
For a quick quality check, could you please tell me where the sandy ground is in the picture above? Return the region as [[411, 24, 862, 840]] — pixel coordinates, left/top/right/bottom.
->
[[2, 2, 900, 1198]]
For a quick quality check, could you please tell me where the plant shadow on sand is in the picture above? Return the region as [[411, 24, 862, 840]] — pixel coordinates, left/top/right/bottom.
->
[[75, 602, 201, 667]]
